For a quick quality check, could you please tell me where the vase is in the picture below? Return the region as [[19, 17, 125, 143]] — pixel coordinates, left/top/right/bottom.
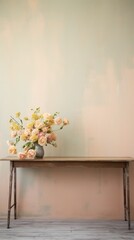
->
[[34, 142, 44, 158]]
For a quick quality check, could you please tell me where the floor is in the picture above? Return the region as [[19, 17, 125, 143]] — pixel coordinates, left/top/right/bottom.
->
[[0, 219, 134, 240]]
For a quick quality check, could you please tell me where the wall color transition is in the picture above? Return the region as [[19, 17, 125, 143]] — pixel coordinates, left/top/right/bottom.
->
[[0, 0, 134, 220]]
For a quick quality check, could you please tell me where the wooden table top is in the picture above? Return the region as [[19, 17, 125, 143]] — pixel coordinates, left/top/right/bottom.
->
[[0, 156, 133, 162]]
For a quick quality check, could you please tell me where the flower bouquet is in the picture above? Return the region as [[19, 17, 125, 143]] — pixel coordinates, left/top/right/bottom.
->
[[7, 107, 69, 159]]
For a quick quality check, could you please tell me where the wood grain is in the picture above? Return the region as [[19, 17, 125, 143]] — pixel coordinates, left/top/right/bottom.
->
[[0, 219, 134, 239]]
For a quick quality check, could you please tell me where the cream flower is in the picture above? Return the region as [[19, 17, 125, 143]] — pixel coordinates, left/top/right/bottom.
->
[[43, 113, 51, 119], [7, 140, 14, 146], [54, 117, 62, 125], [27, 149, 36, 159], [32, 129, 39, 135], [34, 120, 44, 129], [38, 136, 47, 146], [17, 130, 24, 136], [42, 126, 49, 133]]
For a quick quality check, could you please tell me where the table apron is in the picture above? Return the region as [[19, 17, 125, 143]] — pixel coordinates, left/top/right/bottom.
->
[[13, 161, 128, 168]]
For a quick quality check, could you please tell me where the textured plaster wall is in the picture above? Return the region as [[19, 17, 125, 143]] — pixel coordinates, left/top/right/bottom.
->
[[0, 0, 134, 220]]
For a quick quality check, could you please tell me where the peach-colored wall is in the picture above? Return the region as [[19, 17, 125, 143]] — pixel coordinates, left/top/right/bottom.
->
[[0, 0, 134, 220]]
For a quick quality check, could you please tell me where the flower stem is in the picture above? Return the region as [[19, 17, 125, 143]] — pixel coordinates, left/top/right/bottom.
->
[[10, 116, 23, 128]]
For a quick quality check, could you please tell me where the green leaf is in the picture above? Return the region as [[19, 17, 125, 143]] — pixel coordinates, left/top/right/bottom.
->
[[34, 107, 40, 113], [19, 118, 23, 126], [23, 141, 34, 149], [53, 112, 60, 118]]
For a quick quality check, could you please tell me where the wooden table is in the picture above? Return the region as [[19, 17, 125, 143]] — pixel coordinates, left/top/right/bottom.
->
[[0, 156, 133, 229]]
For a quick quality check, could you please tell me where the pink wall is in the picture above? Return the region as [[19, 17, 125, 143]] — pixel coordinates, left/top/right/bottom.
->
[[16, 166, 130, 219]]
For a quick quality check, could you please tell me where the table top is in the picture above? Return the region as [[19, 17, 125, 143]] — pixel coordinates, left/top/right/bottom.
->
[[0, 156, 133, 162]]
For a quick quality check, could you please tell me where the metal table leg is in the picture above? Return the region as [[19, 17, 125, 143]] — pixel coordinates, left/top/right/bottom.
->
[[123, 167, 127, 221], [14, 167, 17, 219], [7, 162, 14, 228], [123, 163, 131, 230], [126, 162, 131, 230]]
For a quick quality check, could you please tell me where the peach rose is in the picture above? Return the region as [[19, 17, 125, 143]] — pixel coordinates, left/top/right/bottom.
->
[[38, 132, 45, 138], [10, 131, 17, 138], [38, 136, 47, 146], [26, 149, 36, 159], [63, 118, 69, 125], [47, 132, 57, 143], [18, 152, 27, 159], [8, 145, 17, 154]]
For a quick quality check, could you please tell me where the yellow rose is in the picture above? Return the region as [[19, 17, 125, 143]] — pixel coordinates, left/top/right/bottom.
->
[[10, 122, 21, 131], [15, 112, 20, 118], [27, 122, 35, 129], [31, 113, 40, 120], [30, 134, 38, 142], [20, 133, 28, 141]]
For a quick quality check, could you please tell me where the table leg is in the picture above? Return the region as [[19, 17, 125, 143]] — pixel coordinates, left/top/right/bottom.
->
[[123, 167, 127, 221], [7, 162, 14, 228], [126, 163, 131, 230], [14, 167, 17, 219]]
